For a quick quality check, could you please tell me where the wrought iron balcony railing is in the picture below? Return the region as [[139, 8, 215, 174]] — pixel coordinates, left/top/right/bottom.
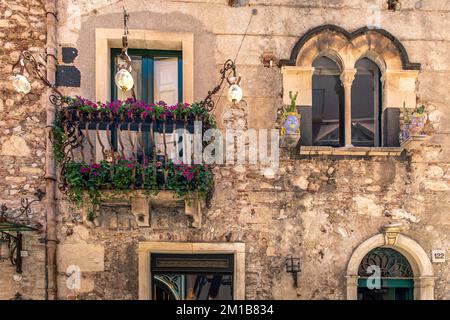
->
[[54, 98, 215, 204]]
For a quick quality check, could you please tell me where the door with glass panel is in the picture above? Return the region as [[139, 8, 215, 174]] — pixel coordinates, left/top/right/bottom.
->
[[357, 247, 414, 300], [111, 49, 182, 104], [109, 49, 183, 162], [151, 253, 234, 300]]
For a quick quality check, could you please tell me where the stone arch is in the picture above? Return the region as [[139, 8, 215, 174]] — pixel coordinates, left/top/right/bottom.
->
[[280, 24, 420, 71], [354, 50, 387, 75], [312, 48, 345, 72], [346, 232, 435, 300]]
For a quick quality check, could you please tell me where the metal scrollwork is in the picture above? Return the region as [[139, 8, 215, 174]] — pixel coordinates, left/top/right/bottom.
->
[[49, 92, 64, 108], [12, 50, 63, 101], [58, 118, 84, 194], [200, 59, 237, 112], [0, 189, 45, 223], [358, 247, 413, 278], [154, 275, 185, 300]]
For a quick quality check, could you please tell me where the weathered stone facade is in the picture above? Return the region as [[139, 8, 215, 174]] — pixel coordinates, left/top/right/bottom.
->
[[0, 0, 47, 300], [1, 0, 449, 300]]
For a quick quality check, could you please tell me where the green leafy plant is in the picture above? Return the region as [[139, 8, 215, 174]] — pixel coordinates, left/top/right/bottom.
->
[[86, 210, 97, 222], [166, 161, 213, 198], [416, 105, 425, 114], [52, 113, 67, 163], [286, 91, 299, 113], [62, 159, 213, 213], [403, 101, 425, 124]]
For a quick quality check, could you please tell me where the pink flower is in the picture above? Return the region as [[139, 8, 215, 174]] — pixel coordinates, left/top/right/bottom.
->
[[91, 163, 101, 169], [80, 167, 90, 174]]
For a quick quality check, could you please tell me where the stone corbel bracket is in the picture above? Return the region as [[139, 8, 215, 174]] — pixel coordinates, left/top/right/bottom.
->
[[131, 196, 151, 227], [184, 193, 203, 229], [401, 135, 427, 152], [130, 191, 203, 229]]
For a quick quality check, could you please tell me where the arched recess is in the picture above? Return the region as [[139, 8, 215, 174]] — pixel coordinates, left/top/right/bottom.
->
[[280, 25, 421, 147], [346, 233, 435, 300]]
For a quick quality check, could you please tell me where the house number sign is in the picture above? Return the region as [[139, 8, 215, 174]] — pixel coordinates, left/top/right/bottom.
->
[[432, 249, 445, 263]]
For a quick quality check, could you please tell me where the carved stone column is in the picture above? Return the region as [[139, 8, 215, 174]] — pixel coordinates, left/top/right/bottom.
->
[[340, 69, 357, 147]]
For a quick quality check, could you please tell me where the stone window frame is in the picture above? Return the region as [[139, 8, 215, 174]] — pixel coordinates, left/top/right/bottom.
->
[[346, 232, 435, 300], [95, 28, 194, 103], [90, 29, 194, 162], [280, 25, 421, 153], [138, 242, 246, 300]]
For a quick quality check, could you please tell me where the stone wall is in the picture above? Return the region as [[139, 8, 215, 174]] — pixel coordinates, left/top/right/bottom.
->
[[54, 153, 450, 300], [0, 0, 449, 300], [0, 0, 47, 300]]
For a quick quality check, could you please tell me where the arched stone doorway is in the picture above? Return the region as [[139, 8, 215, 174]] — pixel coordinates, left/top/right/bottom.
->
[[346, 225, 435, 300], [357, 247, 414, 300]]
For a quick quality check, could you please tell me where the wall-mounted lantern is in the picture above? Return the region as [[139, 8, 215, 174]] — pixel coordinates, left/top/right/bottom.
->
[[12, 51, 63, 100], [114, 6, 135, 96], [285, 254, 301, 288], [0, 189, 44, 273], [200, 59, 243, 111], [226, 71, 243, 104]]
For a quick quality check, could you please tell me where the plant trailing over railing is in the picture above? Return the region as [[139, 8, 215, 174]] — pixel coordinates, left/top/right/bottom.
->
[[53, 97, 215, 217], [64, 159, 213, 207]]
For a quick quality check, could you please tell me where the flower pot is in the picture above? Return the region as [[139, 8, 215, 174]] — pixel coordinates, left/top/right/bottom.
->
[[281, 133, 301, 148], [408, 112, 426, 135], [280, 112, 301, 148]]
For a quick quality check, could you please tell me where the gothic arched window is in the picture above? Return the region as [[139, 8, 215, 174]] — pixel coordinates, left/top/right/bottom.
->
[[351, 58, 382, 147], [312, 56, 345, 147]]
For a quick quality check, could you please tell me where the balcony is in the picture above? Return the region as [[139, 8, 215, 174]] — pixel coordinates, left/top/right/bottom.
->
[[54, 97, 215, 228]]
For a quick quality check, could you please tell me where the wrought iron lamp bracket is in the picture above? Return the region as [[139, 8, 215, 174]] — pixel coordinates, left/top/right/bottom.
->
[[12, 50, 64, 108], [118, 6, 132, 72], [0, 231, 22, 273], [0, 189, 45, 222], [201, 59, 238, 112], [0, 190, 43, 273]]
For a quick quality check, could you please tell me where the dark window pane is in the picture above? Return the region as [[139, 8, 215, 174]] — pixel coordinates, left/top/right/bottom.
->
[[351, 58, 381, 147], [312, 56, 344, 146], [151, 254, 234, 300], [152, 273, 233, 300]]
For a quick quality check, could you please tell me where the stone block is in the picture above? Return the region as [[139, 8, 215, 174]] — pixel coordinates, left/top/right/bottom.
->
[[57, 243, 105, 272], [0, 136, 30, 157]]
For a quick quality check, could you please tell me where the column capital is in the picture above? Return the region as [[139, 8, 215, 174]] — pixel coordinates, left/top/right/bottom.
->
[[340, 69, 357, 87]]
